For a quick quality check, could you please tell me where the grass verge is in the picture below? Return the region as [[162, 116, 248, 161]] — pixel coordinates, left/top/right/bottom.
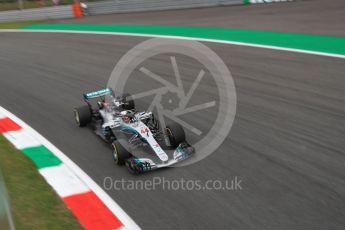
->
[[0, 20, 42, 29], [0, 135, 82, 230]]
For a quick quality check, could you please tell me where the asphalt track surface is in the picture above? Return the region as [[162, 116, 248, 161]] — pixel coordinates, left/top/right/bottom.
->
[[1, 2, 345, 230]]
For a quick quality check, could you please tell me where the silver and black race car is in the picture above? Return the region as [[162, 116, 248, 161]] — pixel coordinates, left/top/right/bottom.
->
[[73, 88, 194, 173]]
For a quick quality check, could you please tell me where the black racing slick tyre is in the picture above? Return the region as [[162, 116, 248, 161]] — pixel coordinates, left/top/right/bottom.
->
[[112, 140, 132, 165], [166, 122, 186, 148], [74, 105, 91, 127], [122, 93, 135, 110]]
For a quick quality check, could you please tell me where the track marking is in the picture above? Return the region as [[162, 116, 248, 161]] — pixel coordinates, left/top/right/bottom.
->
[[0, 106, 140, 230], [0, 29, 344, 59]]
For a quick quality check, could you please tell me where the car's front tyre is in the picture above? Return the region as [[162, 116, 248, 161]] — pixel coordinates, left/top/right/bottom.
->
[[112, 140, 132, 165], [166, 122, 186, 147]]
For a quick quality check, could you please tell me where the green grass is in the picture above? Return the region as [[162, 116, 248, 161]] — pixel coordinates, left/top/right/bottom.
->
[[0, 20, 42, 29], [0, 135, 82, 230], [26, 24, 345, 56]]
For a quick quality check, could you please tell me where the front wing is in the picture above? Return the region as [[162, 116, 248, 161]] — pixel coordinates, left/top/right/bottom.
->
[[126, 143, 195, 173]]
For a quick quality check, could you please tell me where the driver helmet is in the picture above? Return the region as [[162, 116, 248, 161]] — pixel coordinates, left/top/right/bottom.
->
[[121, 110, 133, 123]]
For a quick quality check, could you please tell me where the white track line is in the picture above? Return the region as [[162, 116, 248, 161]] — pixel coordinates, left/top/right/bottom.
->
[[0, 29, 344, 59]]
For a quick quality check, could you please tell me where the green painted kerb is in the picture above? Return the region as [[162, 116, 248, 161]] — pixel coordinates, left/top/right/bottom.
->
[[23, 24, 345, 56], [21, 145, 62, 169]]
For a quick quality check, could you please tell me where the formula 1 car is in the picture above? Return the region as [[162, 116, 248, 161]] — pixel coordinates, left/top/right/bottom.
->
[[73, 88, 195, 173]]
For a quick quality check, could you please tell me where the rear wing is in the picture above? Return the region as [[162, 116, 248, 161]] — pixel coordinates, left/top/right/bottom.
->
[[83, 88, 112, 100]]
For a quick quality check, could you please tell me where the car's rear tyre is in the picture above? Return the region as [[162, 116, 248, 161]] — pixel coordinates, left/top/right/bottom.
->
[[74, 106, 91, 127], [112, 140, 131, 165], [166, 122, 186, 148], [122, 93, 135, 110]]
